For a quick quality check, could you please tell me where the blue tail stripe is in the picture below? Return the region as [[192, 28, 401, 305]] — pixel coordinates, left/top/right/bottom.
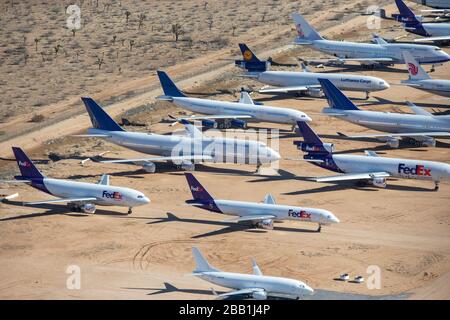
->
[[157, 71, 186, 98], [81, 97, 124, 132], [12, 147, 44, 179], [319, 79, 359, 111]]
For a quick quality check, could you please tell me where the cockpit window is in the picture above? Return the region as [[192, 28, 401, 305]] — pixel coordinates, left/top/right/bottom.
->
[[137, 195, 143, 199]]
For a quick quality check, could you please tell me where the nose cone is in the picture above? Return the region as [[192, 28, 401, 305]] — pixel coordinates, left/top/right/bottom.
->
[[269, 149, 281, 161], [382, 81, 390, 90], [141, 196, 151, 205], [331, 215, 340, 224], [304, 284, 314, 295]]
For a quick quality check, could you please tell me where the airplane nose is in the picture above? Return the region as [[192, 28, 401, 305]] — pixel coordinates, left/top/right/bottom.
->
[[305, 285, 314, 295], [383, 82, 390, 89], [269, 149, 281, 161], [142, 196, 151, 204], [332, 215, 340, 223]]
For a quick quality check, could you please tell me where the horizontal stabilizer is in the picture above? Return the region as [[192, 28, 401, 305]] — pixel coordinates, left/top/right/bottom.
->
[[24, 197, 97, 205], [98, 155, 213, 164], [72, 134, 112, 138], [413, 36, 450, 42], [314, 172, 390, 183]]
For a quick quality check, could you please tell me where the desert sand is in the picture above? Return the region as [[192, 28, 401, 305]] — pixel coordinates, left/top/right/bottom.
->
[[0, 0, 449, 300]]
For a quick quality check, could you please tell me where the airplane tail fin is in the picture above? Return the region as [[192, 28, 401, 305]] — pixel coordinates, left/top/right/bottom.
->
[[292, 13, 324, 43], [157, 71, 186, 98], [235, 44, 267, 72], [395, 0, 420, 24], [402, 51, 431, 81], [296, 122, 324, 145], [81, 97, 125, 132], [319, 79, 360, 111], [12, 147, 44, 179], [185, 173, 215, 202], [192, 247, 219, 273]]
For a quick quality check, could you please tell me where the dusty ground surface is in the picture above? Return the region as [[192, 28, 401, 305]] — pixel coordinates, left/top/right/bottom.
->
[[1, 1, 449, 300]]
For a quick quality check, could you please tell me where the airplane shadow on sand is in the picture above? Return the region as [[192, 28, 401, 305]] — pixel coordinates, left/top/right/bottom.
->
[[0, 200, 125, 221], [124, 282, 225, 297]]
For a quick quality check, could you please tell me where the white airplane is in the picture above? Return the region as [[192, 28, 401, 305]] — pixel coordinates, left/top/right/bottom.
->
[[76, 97, 280, 172], [395, 0, 450, 42], [411, 0, 450, 9], [185, 173, 339, 232], [294, 121, 450, 190], [235, 44, 390, 99], [155, 71, 311, 131], [401, 51, 450, 97], [191, 247, 314, 300], [1, 147, 150, 214], [292, 12, 450, 66], [319, 78, 450, 148]]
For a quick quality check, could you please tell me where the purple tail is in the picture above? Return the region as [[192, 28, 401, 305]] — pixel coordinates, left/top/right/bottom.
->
[[185, 173, 214, 201], [12, 147, 44, 179], [296, 122, 323, 145]]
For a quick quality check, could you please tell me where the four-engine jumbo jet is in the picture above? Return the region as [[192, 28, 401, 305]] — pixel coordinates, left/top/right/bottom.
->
[[319, 78, 450, 148], [235, 44, 390, 99], [185, 173, 339, 232], [294, 121, 450, 190], [292, 12, 450, 66], [1, 147, 150, 214], [155, 71, 311, 131], [401, 51, 450, 97], [395, 0, 450, 42], [76, 97, 280, 173], [191, 247, 314, 300]]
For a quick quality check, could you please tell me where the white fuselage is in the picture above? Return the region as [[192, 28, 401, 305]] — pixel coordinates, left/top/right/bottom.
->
[[257, 71, 389, 92], [88, 129, 280, 164], [302, 39, 450, 64], [213, 199, 339, 225], [333, 155, 450, 182], [403, 79, 450, 97], [40, 178, 149, 207], [196, 271, 313, 299], [170, 97, 311, 124], [323, 108, 450, 133], [422, 23, 450, 37]]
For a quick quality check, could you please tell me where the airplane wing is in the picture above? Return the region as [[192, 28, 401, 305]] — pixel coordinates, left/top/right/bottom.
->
[[338, 132, 450, 138], [24, 197, 97, 205], [414, 36, 450, 42], [224, 215, 276, 223], [97, 155, 213, 164], [314, 172, 391, 183], [258, 85, 320, 94], [421, 9, 450, 14], [0, 180, 31, 184], [177, 115, 253, 120], [306, 57, 394, 65], [215, 288, 266, 299], [71, 134, 112, 138]]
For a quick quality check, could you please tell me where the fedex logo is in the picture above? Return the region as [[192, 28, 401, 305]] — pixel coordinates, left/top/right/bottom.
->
[[398, 164, 431, 176], [102, 190, 122, 200], [18, 161, 31, 168], [304, 145, 321, 152], [288, 209, 311, 219], [407, 62, 418, 75], [191, 186, 203, 192]]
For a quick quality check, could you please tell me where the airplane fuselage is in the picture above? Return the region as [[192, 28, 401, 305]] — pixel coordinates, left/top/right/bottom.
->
[[196, 271, 312, 299], [411, 0, 450, 9], [257, 71, 389, 92], [403, 79, 450, 97], [170, 97, 310, 124], [410, 23, 450, 37]]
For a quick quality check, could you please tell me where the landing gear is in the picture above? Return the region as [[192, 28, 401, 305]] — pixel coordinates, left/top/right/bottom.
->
[[317, 224, 322, 233], [291, 124, 296, 132], [128, 207, 133, 215], [365, 91, 370, 100], [255, 163, 261, 173], [430, 65, 436, 73], [434, 181, 440, 191]]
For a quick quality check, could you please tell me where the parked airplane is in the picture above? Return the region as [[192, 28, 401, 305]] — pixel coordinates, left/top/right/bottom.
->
[[155, 71, 311, 131], [395, 0, 450, 42], [319, 78, 450, 147], [410, 0, 450, 9], [191, 247, 314, 300], [76, 97, 280, 172], [1, 147, 150, 214], [292, 12, 450, 66], [294, 121, 450, 190], [235, 44, 390, 99], [401, 51, 450, 97], [185, 173, 339, 232]]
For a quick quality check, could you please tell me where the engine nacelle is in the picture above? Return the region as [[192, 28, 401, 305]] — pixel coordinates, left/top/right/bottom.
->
[[180, 160, 195, 171], [419, 137, 436, 148], [81, 203, 96, 214], [256, 219, 274, 230], [201, 119, 218, 129], [230, 119, 248, 129], [306, 87, 323, 98], [142, 162, 156, 173], [371, 177, 387, 188], [384, 137, 400, 148], [294, 141, 335, 154], [252, 291, 267, 300]]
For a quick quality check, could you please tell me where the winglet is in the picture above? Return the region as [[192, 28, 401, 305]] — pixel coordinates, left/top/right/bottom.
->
[[251, 259, 263, 276], [405, 101, 433, 116], [239, 91, 255, 105], [98, 174, 110, 185], [263, 193, 276, 205]]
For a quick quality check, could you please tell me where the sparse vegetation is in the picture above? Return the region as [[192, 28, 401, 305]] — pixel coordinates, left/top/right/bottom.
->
[[30, 114, 45, 122]]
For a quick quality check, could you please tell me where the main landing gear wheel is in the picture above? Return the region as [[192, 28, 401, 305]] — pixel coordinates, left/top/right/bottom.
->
[[434, 182, 440, 191], [128, 207, 133, 214], [317, 224, 322, 233]]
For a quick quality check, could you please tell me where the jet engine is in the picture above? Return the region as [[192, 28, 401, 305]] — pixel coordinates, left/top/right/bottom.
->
[[180, 160, 195, 171], [81, 203, 96, 214], [252, 291, 267, 300], [201, 119, 218, 129], [142, 162, 156, 173], [384, 137, 400, 148], [255, 219, 274, 230], [371, 177, 387, 188], [418, 137, 436, 148], [306, 87, 323, 98], [230, 119, 248, 129]]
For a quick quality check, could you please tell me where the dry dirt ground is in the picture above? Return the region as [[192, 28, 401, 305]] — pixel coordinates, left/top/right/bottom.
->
[[1, 1, 450, 300]]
